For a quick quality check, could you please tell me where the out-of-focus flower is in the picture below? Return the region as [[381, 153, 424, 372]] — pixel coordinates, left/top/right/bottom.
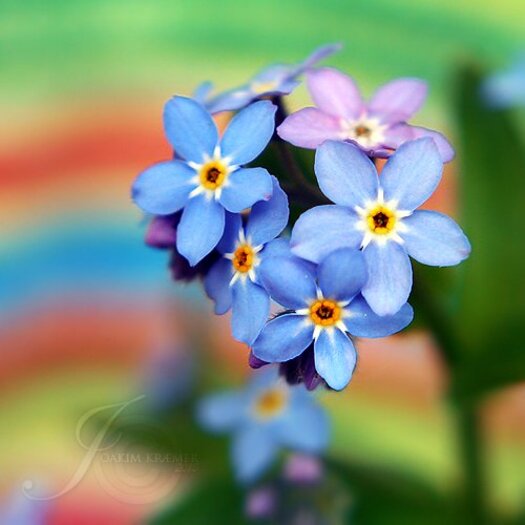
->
[[278, 67, 454, 161], [245, 486, 277, 519], [197, 368, 329, 483], [291, 139, 471, 316], [252, 249, 413, 390], [0, 490, 49, 525], [482, 55, 525, 108], [145, 212, 220, 281], [205, 177, 289, 344], [203, 44, 342, 114], [133, 98, 277, 265], [283, 453, 324, 485]]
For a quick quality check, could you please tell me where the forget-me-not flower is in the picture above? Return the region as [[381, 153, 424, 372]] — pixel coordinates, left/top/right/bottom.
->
[[132, 97, 277, 265], [278, 67, 454, 161], [197, 367, 329, 483], [252, 249, 413, 390], [291, 139, 471, 316], [204, 44, 342, 114], [205, 177, 289, 344]]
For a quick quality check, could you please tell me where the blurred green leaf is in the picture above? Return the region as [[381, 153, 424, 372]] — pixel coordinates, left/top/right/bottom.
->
[[148, 476, 247, 525], [449, 65, 525, 401], [328, 457, 464, 525]]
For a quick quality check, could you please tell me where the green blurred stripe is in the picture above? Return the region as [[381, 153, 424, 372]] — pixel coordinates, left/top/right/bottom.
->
[[0, 0, 523, 103]]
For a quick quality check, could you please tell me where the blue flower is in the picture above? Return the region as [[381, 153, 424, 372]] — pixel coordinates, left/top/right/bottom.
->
[[482, 54, 525, 108], [290, 138, 471, 316], [204, 44, 342, 113], [132, 97, 277, 265], [252, 249, 413, 390], [205, 177, 289, 344], [197, 367, 329, 484]]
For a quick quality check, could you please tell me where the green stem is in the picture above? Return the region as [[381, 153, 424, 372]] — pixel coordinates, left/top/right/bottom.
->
[[412, 269, 489, 521], [456, 403, 490, 524]]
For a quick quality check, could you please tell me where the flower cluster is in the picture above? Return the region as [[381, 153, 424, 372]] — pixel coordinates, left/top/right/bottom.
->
[[132, 44, 471, 392]]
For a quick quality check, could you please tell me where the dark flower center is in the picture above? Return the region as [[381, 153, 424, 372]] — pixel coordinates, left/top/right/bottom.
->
[[366, 205, 396, 235], [309, 299, 341, 326], [199, 160, 228, 190], [232, 245, 254, 273], [373, 211, 390, 228], [355, 125, 372, 137], [206, 167, 221, 183]]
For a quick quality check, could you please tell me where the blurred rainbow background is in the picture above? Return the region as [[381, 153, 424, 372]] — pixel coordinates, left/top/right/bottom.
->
[[1, 1, 525, 523]]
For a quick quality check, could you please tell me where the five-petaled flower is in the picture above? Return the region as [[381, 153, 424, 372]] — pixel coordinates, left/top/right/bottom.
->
[[204, 44, 342, 114], [277, 67, 455, 161], [252, 249, 413, 390], [197, 368, 329, 483], [132, 97, 277, 265], [205, 177, 290, 344], [291, 138, 471, 316]]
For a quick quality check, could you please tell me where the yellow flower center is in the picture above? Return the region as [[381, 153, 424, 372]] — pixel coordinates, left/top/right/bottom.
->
[[309, 299, 341, 327], [232, 244, 254, 273], [199, 160, 228, 190], [254, 387, 287, 419], [367, 205, 396, 235]]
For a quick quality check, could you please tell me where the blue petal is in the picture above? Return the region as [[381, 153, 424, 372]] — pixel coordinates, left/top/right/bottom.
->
[[254, 238, 292, 287], [344, 295, 414, 337], [246, 177, 289, 246], [318, 248, 367, 301], [315, 141, 378, 207], [193, 81, 214, 104], [177, 195, 225, 266], [217, 212, 242, 254], [290, 205, 362, 263], [259, 256, 317, 309], [197, 391, 245, 433], [252, 314, 314, 363], [132, 160, 195, 215], [276, 400, 329, 452], [163, 96, 218, 163], [247, 366, 281, 393], [220, 100, 277, 165], [296, 43, 343, 73], [274, 79, 301, 94], [204, 258, 233, 315], [380, 138, 443, 211], [402, 210, 471, 266], [361, 242, 413, 316], [252, 64, 291, 84], [232, 424, 277, 483], [220, 167, 273, 213], [207, 87, 254, 114], [232, 279, 270, 345], [314, 329, 357, 391], [260, 238, 291, 259]]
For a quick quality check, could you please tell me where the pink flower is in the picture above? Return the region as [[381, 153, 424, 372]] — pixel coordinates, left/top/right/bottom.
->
[[278, 67, 454, 161]]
